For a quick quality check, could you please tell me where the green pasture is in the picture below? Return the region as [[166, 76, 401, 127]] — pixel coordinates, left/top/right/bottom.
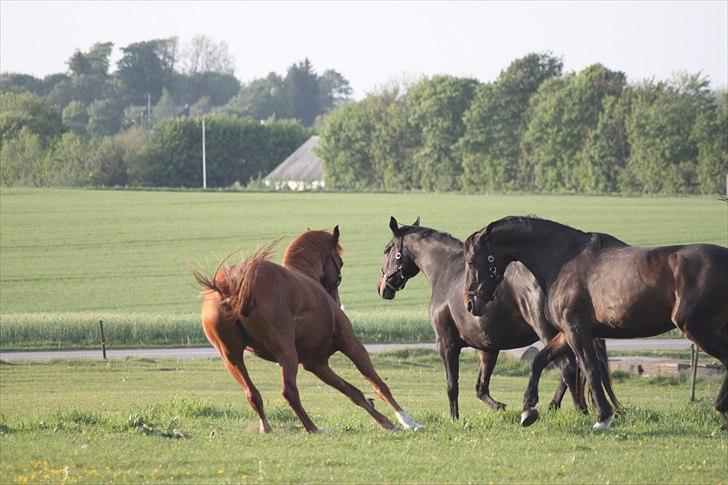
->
[[0, 351, 726, 483], [1, 188, 726, 349]]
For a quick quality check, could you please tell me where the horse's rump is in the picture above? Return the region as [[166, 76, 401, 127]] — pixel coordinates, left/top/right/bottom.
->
[[193, 239, 281, 320]]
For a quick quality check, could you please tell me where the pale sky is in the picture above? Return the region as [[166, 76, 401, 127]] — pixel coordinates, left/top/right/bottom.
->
[[1, 1, 726, 98]]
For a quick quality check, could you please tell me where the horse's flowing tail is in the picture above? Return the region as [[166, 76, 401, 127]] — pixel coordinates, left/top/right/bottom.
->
[[578, 338, 624, 414], [193, 239, 280, 319]]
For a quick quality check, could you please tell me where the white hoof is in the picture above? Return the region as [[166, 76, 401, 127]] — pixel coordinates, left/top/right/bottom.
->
[[593, 414, 614, 430], [259, 419, 272, 434], [312, 428, 328, 434], [396, 410, 425, 431]]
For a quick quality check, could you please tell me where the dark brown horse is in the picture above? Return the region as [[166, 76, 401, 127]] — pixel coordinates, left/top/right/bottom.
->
[[195, 227, 423, 433], [464, 216, 727, 430], [378, 217, 619, 421]]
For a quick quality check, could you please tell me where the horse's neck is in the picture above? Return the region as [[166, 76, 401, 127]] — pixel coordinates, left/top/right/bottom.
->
[[501, 223, 588, 292], [283, 259, 321, 283], [409, 233, 463, 290]]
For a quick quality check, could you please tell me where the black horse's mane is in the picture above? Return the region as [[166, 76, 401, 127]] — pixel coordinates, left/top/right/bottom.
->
[[481, 215, 625, 249]]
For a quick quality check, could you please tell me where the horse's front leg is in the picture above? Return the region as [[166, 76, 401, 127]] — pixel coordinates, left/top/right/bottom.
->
[[437, 336, 462, 421], [521, 332, 570, 426], [475, 349, 506, 410]]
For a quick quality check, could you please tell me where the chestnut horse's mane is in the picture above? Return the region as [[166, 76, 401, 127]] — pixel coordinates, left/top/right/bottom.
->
[[193, 229, 342, 320], [283, 229, 343, 281]]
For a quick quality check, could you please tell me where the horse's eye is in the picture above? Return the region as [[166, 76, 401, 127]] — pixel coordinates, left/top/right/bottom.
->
[[467, 259, 474, 266]]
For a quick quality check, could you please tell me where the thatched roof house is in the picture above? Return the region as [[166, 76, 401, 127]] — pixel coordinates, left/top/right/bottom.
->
[[264, 136, 324, 190]]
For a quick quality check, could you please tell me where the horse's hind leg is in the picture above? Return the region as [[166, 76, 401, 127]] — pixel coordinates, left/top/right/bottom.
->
[[303, 360, 396, 431], [337, 335, 424, 430], [475, 349, 506, 410], [202, 298, 271, 433]]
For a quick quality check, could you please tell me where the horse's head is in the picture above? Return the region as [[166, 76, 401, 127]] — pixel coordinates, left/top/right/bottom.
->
[[378, 216, 421, 300], [463, 225, 510, 316], [282, 226, 343, 305]]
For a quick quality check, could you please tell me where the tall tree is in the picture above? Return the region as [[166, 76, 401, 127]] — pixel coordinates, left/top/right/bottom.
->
[[522, 64, 626, 191], [117, 38, 178, 105], [224, 72, 289, 120], [319, 69, 353, 112], [179, 35, 235, 74], [407, 75, 478, 191], [460, 52, 562, 191], [286, 58, 321, 126]]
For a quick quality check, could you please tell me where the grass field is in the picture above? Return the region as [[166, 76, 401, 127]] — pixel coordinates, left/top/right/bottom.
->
[[1, 188, 726, 349], [0, 351, 725, 483]]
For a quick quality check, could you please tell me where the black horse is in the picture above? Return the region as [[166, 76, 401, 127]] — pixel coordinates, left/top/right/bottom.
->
[[378, 217, 618, 420], [464, 216, 728, 430]]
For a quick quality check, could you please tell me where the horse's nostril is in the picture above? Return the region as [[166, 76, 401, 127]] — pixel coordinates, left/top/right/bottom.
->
[[466, 300, 473, 312]]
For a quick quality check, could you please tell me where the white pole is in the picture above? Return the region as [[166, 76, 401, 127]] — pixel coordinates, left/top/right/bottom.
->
[[202, 118, 207, 189]]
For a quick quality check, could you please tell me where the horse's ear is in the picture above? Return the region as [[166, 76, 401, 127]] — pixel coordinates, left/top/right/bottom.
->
[[332, 225, 340, 244], [412, 216, 420, 227], [389, 216, 401, 237]]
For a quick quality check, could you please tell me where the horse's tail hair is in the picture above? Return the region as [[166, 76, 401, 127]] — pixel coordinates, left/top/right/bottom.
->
[[192, 239, 281, 319], [581, 338, 624, 414]]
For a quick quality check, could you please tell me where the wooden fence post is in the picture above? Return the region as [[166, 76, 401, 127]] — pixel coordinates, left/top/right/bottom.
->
[[99, 320, 107, 360], [690, 344, 698, 402]]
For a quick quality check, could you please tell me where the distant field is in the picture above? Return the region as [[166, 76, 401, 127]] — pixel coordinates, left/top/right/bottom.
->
[[0, 351, 725, 483], [1, 189, 725, 348]]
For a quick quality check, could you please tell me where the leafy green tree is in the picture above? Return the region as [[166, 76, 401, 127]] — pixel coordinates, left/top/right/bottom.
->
[[224, 73, 289, 120], [522, 64, 626, 191], [67, 50, 91, 76], [87, 98, 124, 137], [86, 136, 128, 186], [624, 74, 713, 193], [85, 42, 114, 77], [62, 101, 89, 136], [286, 58, 321, 126], [694, 91, 728, 194], [46, 74, 114, 108], [172, 71, 240, 106], [461, 53, 562, 191], [0, 128, 49, 186], [153, 88, 177, 122], [0, 73, 45, 95], [46, 132, 89, 186], [317, 99, 381, 190], [116, 38, 177, 104], [190, 96, 212, 116], [0, 91, 64, 145], [406, 75, 478, 191], [577, 94, 630, 192], [319, 69, 353, 112]]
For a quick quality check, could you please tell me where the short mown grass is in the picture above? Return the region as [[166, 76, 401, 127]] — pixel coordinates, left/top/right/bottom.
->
[[0, 351, 725, 483]]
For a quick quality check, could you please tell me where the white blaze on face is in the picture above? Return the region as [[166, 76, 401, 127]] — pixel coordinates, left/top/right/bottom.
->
[[395, 410, 424, 431]]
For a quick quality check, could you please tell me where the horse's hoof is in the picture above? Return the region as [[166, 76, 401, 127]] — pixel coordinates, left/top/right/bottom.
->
[[592, 414, 614, 430], [547, 401, 560, 411], [259, 420, 272, 434], [520, 408, 540, 427], [312, 428, 328, 434], [494, 401, 506, 411], [396, 410, 424, 431]]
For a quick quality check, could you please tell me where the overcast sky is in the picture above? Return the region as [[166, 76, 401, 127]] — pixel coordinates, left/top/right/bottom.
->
[[1, 1, 726, 98]]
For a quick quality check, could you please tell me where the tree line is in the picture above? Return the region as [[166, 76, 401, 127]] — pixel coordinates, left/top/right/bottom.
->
[[319, 53, 727, 194], [2, 45, 726, 193], [1, 36, 347, 187]]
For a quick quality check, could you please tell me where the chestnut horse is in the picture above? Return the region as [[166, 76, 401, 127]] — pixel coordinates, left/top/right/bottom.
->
[[194, 227, 423, 433], [464, 216, 728, 430]]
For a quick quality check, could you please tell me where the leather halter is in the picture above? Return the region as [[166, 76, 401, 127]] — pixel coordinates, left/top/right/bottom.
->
[[380, 237, 409, 292], [326, 250, 343, 288], [464, 238, 500, 301]]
